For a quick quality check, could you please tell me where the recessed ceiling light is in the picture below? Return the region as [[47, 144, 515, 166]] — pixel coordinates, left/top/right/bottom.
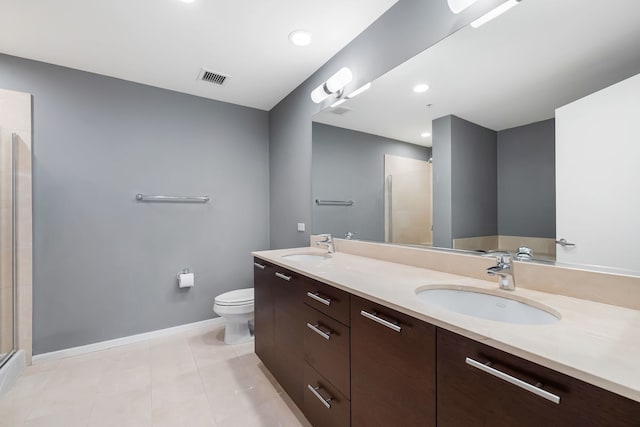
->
[[413, 84, 430, 93], [289, 30, 312, 47], [421, 132, 431, 138]]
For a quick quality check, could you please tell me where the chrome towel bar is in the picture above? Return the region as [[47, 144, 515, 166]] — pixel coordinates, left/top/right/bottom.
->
[[135, 194, 210, 203], [315, 199, 354, 206]]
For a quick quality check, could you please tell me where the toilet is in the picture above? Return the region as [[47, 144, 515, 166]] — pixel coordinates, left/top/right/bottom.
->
[[213, 288, 254, 344]]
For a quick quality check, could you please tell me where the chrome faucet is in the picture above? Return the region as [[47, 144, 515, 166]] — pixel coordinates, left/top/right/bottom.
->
[[515, 246, 533, 261], [316, 234, 334, 253], [486, 254, 515, 290], [345, 231, 356, 240]]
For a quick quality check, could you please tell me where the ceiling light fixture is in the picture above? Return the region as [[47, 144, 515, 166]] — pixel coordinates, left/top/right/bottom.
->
[[413, 83, 430, 93], [447, 0, 479, 14], [310, 67, 353, 103], [471, 0, 521, 28], [288, 30, 312, 47], [421, 132, 431, 138], [347, 82, 371, 99]]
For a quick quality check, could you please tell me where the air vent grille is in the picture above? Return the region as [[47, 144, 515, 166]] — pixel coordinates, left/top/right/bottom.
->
[[198, 68, 229, 86]]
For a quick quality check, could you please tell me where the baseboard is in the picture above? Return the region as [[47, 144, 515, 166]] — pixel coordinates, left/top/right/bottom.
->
[[0, 350, 25, 396], [32, 317, 225, 364]]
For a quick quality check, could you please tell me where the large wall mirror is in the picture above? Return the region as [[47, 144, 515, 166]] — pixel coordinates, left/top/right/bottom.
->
[[312, 0, 640, 274]]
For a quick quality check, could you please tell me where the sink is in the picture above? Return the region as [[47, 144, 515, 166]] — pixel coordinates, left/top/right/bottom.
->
[[282, 253, 331, 262], [416, 287, 560, 325]]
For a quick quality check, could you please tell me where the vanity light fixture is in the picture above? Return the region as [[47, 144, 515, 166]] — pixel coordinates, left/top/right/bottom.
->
[[471, 0, 522, 28], [421, 132, 431, 138], [447, 0, 480, 14], [310, 67, 353, 103], [347, 82, 371, 99], [413, 83, 430, 93], [288, 30, 312, 47]]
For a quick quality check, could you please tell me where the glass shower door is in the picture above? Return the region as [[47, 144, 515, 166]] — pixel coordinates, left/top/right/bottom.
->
[[0, 128, 16, 367]]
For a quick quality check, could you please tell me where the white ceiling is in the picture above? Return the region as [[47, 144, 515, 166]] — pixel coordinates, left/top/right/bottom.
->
[[0, 0, 397, 110], [314, 0, 640, 146]]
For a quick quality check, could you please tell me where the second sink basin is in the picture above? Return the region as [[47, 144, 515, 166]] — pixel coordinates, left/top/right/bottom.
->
[[416, 287, 560, 325], [282, 253, 331, 262]]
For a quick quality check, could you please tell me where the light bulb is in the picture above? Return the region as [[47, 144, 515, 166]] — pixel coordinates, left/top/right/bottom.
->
[[311, 85, 330, 103], [471, 0, 520, 28], [325, 67, 353, 93], [347, 82, 371, 99], [288, 30, 312, 47]]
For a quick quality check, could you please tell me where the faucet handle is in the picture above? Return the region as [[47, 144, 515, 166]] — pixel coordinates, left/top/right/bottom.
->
[[497, 254, 513, 265], [345, 231, 357, 240]]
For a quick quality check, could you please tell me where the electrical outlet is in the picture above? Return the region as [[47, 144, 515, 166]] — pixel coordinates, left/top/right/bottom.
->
[[297, 223, 306, 232]]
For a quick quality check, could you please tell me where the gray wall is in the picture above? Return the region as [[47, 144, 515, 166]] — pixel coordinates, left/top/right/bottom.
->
[[0, 54, 270, 354], [312, 123, 430, 241], [269, 0, 507, 249], [497, 119, 556, 238], [433, 115, 497, 247]]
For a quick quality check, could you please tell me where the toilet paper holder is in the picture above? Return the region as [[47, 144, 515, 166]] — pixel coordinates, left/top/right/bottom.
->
[[177, 268, 190, 279]]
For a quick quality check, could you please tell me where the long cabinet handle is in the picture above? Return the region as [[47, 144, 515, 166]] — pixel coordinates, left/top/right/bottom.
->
[[360, 310, 402, 332], [275, 272, 291, 281], [306, 323, 332, 340], [555, 238, 576, 247], [307, 384, 332, 409], [307, 291, 331, 306], [253, 262, 266, 269], [465, 357, 560, 404]]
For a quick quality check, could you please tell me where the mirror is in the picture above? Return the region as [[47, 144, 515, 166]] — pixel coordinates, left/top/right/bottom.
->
[[312, 0, 640, 273]]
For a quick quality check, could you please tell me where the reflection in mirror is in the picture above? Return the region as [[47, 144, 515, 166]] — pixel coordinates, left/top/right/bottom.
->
[[312, 0, 640, 273]]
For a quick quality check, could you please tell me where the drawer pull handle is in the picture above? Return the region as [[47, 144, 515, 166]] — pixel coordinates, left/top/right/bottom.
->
[[307, 384, 333, 409], [275, 272, 291, 281], [253, 262, 266, 269], [307, 292, 332, 306], [465, 357, 560, 404], [306, 323, 332, 340], [360, 310, 402, 332]]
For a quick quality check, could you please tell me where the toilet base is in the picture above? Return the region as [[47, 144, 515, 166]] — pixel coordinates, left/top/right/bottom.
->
[[223, 318, 254, 345]]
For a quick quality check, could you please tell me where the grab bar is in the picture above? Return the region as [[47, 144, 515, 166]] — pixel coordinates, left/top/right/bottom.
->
[[135, 194, 210, 203], [315, 199, 354, 206]]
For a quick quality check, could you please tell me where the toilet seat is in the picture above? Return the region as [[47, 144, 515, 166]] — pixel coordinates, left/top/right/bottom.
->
[[215, 288, 254, 306]]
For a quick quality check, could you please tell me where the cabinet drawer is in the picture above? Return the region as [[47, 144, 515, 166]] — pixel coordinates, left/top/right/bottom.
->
[[303, 305, 350, 398], [303, 363, 350, 427], [303, 278, 350, 325], [437, 328, 640, 427]]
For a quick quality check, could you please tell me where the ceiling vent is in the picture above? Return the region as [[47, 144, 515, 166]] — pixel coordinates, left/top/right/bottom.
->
[[198, 68, 229, 86], [330, 106, 353, 115]]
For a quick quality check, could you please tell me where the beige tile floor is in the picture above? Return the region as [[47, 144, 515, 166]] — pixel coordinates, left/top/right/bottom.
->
[[0, 324, 311, 427]]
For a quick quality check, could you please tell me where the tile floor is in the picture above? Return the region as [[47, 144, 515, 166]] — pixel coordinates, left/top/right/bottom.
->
[[0, 324, 311, 427]]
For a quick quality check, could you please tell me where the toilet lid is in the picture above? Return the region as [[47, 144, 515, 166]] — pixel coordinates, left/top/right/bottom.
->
[[215, 288, 254, 306]]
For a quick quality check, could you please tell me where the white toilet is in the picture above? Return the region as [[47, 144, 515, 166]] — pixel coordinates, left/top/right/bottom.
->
[[213, 288, 254, 345]]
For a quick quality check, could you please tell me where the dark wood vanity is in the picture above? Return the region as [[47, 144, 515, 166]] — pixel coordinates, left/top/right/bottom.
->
[[253, 258, 640, 426]]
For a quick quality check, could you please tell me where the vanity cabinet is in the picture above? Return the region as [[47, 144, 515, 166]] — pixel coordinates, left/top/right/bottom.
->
[[254, 257, 640, 427], [253, 259, 275, 369], [351, 295, 437, 427], [437, 328, 640, 427], [253, 258, 305, 406]]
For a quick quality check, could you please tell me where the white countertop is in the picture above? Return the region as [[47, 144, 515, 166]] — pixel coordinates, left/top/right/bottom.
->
[[253, 247, 640, 403]]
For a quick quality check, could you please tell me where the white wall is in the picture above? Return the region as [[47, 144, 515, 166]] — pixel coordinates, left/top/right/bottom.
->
[[556, 72, 640, 273]]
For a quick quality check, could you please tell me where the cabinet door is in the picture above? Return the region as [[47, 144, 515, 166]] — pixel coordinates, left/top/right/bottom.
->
[[437, 328, 640, 427], [272, 266, 306, 407], [253, 258, 275, 370], [351, 296, 436, 427]]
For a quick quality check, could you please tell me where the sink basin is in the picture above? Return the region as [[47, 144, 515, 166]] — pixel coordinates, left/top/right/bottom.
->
[[416, 287, 560, 325], [282, 253, 331, 262]]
